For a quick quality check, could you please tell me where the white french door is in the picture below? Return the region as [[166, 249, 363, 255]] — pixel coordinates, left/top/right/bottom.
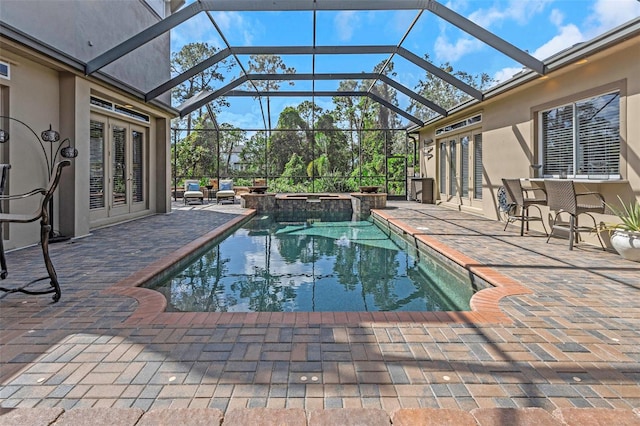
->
[[438, 132, 482, 206], [90, 114, 147, 223]]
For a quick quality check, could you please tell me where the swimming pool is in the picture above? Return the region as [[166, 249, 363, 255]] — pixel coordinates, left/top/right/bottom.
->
[[144, 214, 477, 313]]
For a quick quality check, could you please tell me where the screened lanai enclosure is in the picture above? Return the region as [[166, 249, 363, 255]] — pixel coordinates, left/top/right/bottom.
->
[[85, 0, 548, 199], [172, 126, 416, 197]]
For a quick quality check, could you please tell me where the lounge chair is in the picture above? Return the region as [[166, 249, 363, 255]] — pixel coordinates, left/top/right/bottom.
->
[[216, 179, 235, 204], [183, 180, 204, 204]]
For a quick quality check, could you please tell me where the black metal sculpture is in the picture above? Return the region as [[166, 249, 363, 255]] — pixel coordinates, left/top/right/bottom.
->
[[0, 160, 70, 302]]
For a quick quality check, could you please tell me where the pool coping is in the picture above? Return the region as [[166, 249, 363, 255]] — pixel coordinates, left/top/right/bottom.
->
[[103, 208, 532, 327]]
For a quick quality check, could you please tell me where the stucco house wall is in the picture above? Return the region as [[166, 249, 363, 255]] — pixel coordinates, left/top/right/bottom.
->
[[0, 0, 177, 250], [418, 29, 639, 246]]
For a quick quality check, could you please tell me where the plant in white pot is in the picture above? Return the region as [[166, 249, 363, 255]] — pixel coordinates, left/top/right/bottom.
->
[[606, 196, 640, 262]]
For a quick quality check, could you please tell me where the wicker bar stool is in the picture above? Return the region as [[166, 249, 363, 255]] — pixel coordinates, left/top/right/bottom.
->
[[544, 179, 606, 250], [501, 178, 548, 236]]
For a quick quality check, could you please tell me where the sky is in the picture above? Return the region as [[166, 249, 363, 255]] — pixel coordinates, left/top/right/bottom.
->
[[169, 0, 640, 129]]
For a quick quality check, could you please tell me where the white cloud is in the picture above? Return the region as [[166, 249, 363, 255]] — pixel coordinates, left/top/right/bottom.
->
[[586, 0, 640, 36], [549, 8, 564, 27], [334, 11, 360, 41], [492, 66, 524, 85], [532, 23, 585, 60], [171, 14, 223, 51], [468, 0, 553, 28], [433, 0, 553, 63], [490, 0, 638, 85], [211, 11, 255, 46], [434, 35, 483, 62]]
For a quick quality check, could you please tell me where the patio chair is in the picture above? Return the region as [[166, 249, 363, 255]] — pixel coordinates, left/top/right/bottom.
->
[[502, 178, 548, 236], [183, 179, 204, 204], [216, 179, 235, 204], [544, 179, 606, 250], [0, 160, 70, 302]]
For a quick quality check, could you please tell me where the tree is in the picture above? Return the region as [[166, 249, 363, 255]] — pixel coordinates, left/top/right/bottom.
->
[[239, 132, 268, 177], [246, 55, 296, 134], [171, 42, 230, 134], [409, 54, 494, 121]]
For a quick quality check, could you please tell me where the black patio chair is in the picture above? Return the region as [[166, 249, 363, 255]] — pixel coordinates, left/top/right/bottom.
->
[[0, 160, 70, 302]]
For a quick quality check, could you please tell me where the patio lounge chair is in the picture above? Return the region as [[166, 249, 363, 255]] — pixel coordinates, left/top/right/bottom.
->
[[216, 179, 235, 204], [544, 179, 606, 250], [502, 178, 548, 236], [183, 180, 204, 204], [0, 160, 70, 302]]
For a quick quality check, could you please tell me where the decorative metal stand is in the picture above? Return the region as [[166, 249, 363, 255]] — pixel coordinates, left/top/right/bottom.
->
[[0, 116, 78, 242], [0, 116, 76, 302], [0, 160, 71, 302]]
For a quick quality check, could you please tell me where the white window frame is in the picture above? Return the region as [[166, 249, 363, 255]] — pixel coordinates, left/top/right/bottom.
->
[[0, 61, 10, 80], [538, 91, 621, 179]]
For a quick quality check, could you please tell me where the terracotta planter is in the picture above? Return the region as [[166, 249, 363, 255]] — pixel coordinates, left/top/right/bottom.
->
[[610, 230, 640, 262]]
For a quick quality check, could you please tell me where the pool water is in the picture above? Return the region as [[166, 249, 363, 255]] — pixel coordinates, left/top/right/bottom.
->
[[144, 215, 476, 313]]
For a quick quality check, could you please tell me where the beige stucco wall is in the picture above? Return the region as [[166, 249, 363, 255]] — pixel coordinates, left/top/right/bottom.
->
[[419, 34, 640, 246], [0, 0, 171, 102], [0, 48, 173, 250]]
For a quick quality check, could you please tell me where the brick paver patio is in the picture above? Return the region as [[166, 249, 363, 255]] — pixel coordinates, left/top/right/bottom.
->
[[1, 200, 639, 424]]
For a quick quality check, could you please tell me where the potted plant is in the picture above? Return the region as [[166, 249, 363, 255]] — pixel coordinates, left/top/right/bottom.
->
[[606, 196, 640, 262]]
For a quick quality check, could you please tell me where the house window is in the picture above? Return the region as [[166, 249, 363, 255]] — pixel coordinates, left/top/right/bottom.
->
[[540, 91, 620, 178], [0, 61, 9, 80]]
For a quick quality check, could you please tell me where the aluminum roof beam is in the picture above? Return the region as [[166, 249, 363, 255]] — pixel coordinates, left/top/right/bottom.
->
[[208, 90, 425, 126], [145, 48, 232, 101], [177, 72, 446, 119], [145, 45, 476, 106], [88, 0, 544, 78], [86, 0, 545, 124], [198, 0, 438, 11], [426, 1, 545, 75], [85, 1, 204, 75], [397, 48, 483, 100], [194, 0, 544, 73]]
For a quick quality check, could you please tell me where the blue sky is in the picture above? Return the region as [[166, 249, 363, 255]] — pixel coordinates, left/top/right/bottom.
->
[[170, 0, 640, 128]]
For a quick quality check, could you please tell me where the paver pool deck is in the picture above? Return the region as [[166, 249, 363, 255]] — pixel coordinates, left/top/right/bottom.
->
[[1, 200, 639, 424]]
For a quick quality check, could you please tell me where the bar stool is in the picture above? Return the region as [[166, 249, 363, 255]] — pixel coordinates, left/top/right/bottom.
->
[[501, 178, 548, 236], [544, 179, 606, 250]]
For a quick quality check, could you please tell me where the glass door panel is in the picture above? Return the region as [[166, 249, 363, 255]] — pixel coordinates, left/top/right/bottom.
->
[[460, 136, 469, 198], [90, 120, 105, 210], [130, 125, 147, 212], [448, 140, 456, 196], [439, 142, 447, 194], [111, 122, 128, 215]]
